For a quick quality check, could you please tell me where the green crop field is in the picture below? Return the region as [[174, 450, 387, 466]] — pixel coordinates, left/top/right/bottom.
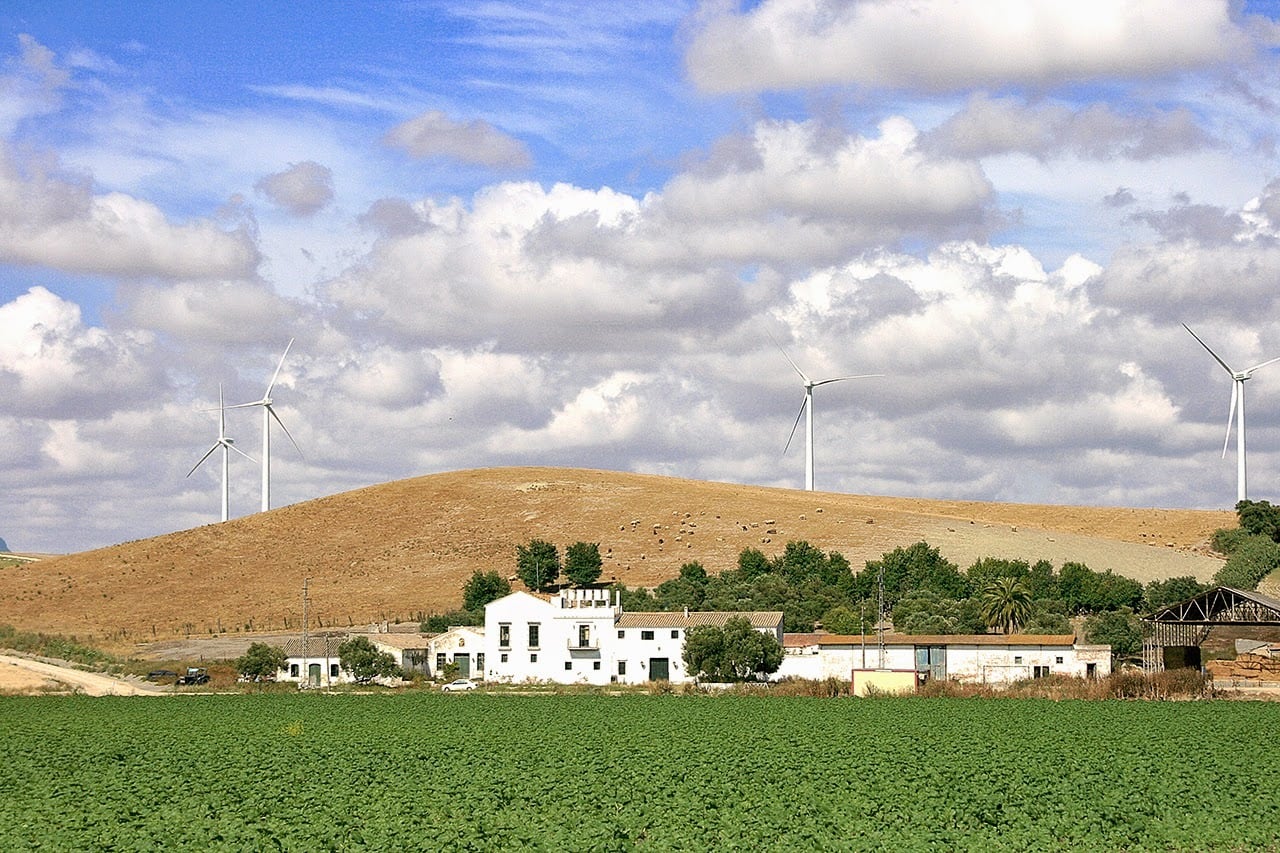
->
[[1, 694, 1277, 850]]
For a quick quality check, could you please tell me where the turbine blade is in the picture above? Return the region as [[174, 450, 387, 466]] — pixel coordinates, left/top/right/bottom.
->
[[267, 405, 304, 460], [1183, 323, 1234, 375], [768, 333, 810, 384], [187, 444, 219, 477], [811, 373, 885, 387], [264, 338, 295, 397], [224, 400, 266, 410], [228, 442, 258, 464], [218, 383, 226, 437], [1245, 355, 1280, 374], [782, 395, 807, 456], [1223, 381, 1238, 459]]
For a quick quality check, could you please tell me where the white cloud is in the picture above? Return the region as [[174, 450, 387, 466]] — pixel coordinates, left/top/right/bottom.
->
[[254, 161, 334, 216], [384, 110, 532, 169], [686, 0, 1252, 94]]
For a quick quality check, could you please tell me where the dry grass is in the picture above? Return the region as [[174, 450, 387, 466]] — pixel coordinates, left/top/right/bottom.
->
[[0, 466, 1233, 649]]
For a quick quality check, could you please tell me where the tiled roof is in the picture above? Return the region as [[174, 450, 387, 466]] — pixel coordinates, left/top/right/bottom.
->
[[366, 632, 436, 650], [617, 611, 783, 630], [817, 633, 1077, 647], [783, 632, 825, 648], [281, 636, 346, 658]]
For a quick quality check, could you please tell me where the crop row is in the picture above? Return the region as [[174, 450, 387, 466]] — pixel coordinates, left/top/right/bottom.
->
[[1, 694, 1277, 850]]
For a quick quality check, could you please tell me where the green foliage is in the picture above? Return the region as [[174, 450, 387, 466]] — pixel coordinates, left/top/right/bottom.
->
[[737, 547, 771, 579], [857, 542, 968, 606], [892, 590, 964, 634], [1021, 600, 1072, 635], [1058, 562, 1142, 614], [966, 557, 1029, 589], [1142, 576, 1207, 613], [2, 695, 1278, 849], [462, 570, 511, 611], [1084, 608, 1143, 661], [0, 625, 114, 667], [653, 562, 709, 610], [979, 578, 1033, 634], [820, 604, 871, 635], [235, 642, 286, 682], [420, 610, 482, 633], [564, 542, 603, 586], [1213, 535, 1280, 590], [682, 617, 782, 681], [516, 539, 561, 591], [1211, 526, 1255, 555], [1235, 499, 1280, 541], [337, 636, 400, 683]]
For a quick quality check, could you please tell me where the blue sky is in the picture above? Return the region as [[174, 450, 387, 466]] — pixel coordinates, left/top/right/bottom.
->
[[3, 1, 1280, 553]]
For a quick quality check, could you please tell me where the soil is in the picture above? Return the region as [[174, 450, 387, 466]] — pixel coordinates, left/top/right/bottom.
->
[[0, 467, 1234, 651]]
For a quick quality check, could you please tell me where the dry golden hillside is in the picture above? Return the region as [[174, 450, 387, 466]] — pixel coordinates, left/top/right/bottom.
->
[[0, 467, 1234, 647]]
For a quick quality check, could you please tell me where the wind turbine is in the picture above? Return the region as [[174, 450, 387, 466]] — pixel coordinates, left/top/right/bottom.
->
[[773, 337, 881, 491], [229, 339, 303, 512], [187, 385, 255, 522], [1184, 323, 1280, 503]]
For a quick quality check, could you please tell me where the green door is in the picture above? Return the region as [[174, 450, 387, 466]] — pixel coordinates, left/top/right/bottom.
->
[[649, 658, 669, 681], [455, 654, 470, 678], [308, 663, 321, 687]]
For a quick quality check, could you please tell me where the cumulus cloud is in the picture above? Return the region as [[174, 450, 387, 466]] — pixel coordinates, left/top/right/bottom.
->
[[922, 95, 1213, 161], [0, 146, 259, 279], [0, 287, 161, 418], [686, 0, 1252, 94], [383, 110, 532, 169], [254, 161, 334, 216]]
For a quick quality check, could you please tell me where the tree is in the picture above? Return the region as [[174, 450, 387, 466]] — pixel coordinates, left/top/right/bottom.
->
[[564, 541, 603, 586], [980, 577, 1033, 634], [1236, 499, 1280, 541], [1214, 536, 1280, 590], [737, 547, 772, 580], [235, 642, 286, 682], [421, 609, 482, 633], [462, 570, 511, 611], [1084, 608, 1143, 662], [516, 539, 561, 591], [892, 590, 963, 634], [337, 636, 400, 683], [682, 616, 783, 682], [857, 542, 968, 605], [1142, 576, 1207, 613]]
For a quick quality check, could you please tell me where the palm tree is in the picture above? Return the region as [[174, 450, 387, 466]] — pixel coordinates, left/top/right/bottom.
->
[[981, 577, 1033, 634]]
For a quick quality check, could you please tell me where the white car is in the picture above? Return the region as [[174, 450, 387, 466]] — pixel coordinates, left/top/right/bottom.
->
[[441, 678, 477, 692]]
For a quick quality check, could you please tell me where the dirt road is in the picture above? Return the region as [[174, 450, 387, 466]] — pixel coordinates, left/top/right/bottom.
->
[[0, 654, 160, 696]]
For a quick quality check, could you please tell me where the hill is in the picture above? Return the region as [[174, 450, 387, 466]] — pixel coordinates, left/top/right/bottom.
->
[[0, 467, 1233, 648]]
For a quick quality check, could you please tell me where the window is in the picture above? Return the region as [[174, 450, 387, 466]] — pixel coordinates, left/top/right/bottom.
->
[[290, 664, 299, 678], [500, 653, 508, 663], [436, 652, 446, 670], [618, 661, 627, 675], [617, 630, 625, 639], [593, 661, 601, 671], [329, 664, 339, 678], [477, 653, 485, 670], [641, 630, 655, 640], [499, 624, 510, 648], [1033, 665, 1049, 678], [671, 630, 679, 639], [565, 661, 573, 671], [528, 623, 540, 649], [1055, 656, 1064, 664], [1014, 656, 1023, 664], [530, 653, 538, 663]]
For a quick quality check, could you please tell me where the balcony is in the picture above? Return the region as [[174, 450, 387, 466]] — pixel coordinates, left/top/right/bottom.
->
[[567, 635, 600, 650]]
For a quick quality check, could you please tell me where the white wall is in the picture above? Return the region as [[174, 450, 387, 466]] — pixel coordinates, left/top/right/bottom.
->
[[483, 590, 618, 685]]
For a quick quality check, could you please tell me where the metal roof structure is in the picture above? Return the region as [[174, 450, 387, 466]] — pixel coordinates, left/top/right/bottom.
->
[[1142, 586, 1280, 673]]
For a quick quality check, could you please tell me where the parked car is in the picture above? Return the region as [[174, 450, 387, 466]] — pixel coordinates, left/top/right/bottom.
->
[[146, 669, 178, 683], [441, 678, 477, 692]]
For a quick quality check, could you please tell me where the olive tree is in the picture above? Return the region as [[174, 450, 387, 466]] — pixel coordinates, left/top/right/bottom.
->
[[337, 636, 400, 683], [516, 539, 561, 591], [682, 616, 782, 682], [235, 642, 286, 682]]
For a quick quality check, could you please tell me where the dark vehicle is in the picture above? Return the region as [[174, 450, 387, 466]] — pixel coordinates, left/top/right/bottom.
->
[[176, 667, 209, 686], [146, 669, 178, 683]]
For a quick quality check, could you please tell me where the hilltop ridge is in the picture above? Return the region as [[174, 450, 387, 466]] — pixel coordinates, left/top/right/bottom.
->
[[0, 467, 1232, 646]]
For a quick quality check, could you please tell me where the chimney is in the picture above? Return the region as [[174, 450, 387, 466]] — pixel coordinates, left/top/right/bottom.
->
[[683, 606, 689, 619]]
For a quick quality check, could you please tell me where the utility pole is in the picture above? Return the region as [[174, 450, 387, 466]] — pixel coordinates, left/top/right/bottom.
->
[[876, 562, 886, 671], [301, 577, 310, 688]]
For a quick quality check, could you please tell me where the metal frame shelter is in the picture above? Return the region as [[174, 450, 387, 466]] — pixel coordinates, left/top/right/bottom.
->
[[1142, 586, 1280, 673]]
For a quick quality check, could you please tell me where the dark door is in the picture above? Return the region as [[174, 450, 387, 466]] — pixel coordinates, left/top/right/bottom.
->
[[649, 658, 669, 681], [455, 654, 470, 678]]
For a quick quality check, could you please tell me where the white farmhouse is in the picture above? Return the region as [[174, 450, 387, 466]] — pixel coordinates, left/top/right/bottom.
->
[[276, 636, 351, 687], [786, 633, 1111, 691], [482, 587, 783, 685]]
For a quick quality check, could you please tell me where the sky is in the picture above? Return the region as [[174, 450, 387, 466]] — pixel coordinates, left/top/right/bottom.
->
[[3, 1, 1280, 554]]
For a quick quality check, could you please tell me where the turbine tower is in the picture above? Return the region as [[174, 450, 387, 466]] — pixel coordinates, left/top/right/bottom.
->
[[230, 339, 302, 512], [187, 385, 254, 522], [774, 338, 880, 491], [1184, 323, 1280, 503]]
